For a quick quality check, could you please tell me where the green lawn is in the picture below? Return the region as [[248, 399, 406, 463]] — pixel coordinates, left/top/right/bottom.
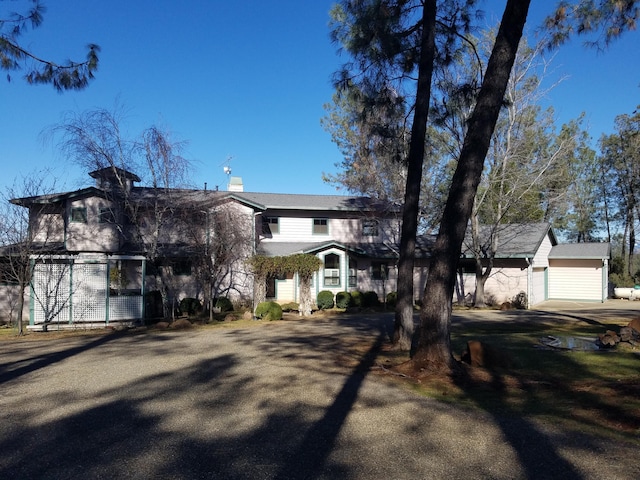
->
[[376, 313, 640, 443]]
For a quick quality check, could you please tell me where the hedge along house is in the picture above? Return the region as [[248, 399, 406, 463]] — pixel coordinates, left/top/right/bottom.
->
[[456, 223, 610, 307]]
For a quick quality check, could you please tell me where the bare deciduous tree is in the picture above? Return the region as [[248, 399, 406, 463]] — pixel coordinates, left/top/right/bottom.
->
[[49, 105, 194, 317], [0, 173, 60, 334]]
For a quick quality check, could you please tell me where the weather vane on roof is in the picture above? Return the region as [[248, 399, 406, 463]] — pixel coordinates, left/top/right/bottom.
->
[[221, 155, 233, 181]]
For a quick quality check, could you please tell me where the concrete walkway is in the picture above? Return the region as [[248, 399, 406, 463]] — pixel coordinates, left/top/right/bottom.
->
[[0, 309, 638, 479]]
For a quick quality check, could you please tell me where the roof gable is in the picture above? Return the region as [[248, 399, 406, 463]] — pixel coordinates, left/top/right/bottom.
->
[[461, 223, 556, 258]]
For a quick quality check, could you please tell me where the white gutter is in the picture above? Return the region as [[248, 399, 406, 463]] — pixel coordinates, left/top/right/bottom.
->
[[526, 257, 532, 309]]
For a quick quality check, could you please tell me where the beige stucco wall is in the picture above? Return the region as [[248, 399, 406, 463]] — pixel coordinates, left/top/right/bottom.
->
[[30, 210, 64, 244], [0, 285, 28, 325], [66, 197, 120, 252], [457, 267, 528, 305]]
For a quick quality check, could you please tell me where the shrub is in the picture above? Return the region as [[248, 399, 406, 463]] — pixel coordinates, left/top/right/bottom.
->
[[179, 297, 202, 316], [214, 297, 234, 312], [362, 291, 380, 308], [171, 318, 193, 329], [484, 293, 498, 307], [255, 301, 283, 321], [317, 290, 335, 309], [512, 291, 527, 309], [281, 302, 299, 312], [350, 290, 363, 307], [610, 273, 635, 288], [386, 291, 397, 308], [335, 291, 351, 309]]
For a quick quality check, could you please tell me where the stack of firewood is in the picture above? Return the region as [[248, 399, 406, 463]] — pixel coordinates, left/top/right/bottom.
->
[[597, 319, 640, 349]]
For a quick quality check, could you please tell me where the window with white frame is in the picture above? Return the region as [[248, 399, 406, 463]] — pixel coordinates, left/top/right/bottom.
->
[[99, 207, 115, 224], [323, 253, 340, 287], [263, 216, 279, 235], [172, 258, 192, 276], [313, 218, 328, 235], [348, 258, 357, 288], [362, 219, 379, 236], [70, 207, 87, 223], [372, 261, 388, 280]]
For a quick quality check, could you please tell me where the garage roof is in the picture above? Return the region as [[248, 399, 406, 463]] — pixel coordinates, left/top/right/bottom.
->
[[549, 243, 611, 259]]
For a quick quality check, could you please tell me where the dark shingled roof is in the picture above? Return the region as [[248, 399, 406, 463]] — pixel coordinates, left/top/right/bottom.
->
[[461, 223, 556, 259], [257, 242, 337, 257], [231, 192, 399, 213], [257, 238, 435, 260], [10, 182, 398, 214], [549, 243, 610, 259]]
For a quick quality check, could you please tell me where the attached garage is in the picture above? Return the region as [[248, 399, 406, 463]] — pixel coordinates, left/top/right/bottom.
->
[[457, 224, 610, 307], [547, 244, 610, 303]]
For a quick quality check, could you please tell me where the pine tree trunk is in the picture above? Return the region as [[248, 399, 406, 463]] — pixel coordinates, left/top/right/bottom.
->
[[392, 0, 437, 351], [411, 0, 531, 373], [474, 259, 493, 308]]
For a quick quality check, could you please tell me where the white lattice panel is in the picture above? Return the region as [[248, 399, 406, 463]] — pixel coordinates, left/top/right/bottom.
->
[[32, 263, 71, 324], [109, 296, 143, 320], [72, 263, 107, 323]]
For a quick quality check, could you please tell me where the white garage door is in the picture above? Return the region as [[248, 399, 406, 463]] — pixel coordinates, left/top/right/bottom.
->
[[549, 260, 603, 301]]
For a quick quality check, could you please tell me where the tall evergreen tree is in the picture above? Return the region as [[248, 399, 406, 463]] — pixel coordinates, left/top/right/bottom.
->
[[599, 108, 640, 276], [330, 0, 481, 350], [1, 0, 99, 91]]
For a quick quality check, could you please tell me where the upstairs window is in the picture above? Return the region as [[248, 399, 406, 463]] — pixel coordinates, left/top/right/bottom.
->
[[263, 217, 279, 235], [70, 207, 87, 223], [362, 219, 379, 237], [99, 208, 115, 224], [313, 218, 328, 235]]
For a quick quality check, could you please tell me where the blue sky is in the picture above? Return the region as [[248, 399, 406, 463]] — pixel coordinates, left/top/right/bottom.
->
[[1, 1, 638, 196]]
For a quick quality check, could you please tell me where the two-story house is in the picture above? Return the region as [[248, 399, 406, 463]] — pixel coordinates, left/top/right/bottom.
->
[[6, 168, 407, 329], [3, 167, 610, 330]]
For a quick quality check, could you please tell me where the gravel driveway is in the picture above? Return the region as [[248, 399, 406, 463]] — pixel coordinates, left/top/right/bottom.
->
[[1, 308, 638, 479]]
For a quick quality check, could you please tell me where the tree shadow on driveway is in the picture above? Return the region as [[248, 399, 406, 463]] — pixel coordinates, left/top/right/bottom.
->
[[0, 332, 124, 385], [271, 333, 384, 479], [2, 314, 637, 479], [0, 321, 389, 479]]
